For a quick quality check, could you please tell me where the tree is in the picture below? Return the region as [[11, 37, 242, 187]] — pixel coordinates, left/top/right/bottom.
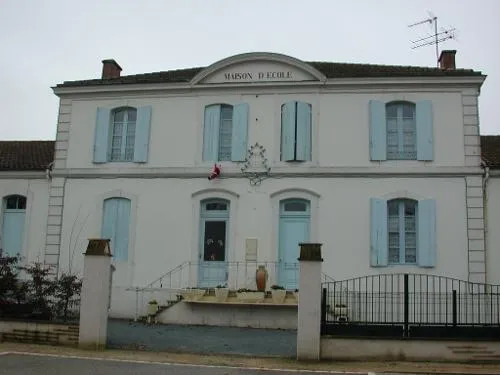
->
[[0, 250, 26, 302], [54, 273, 82, 322], [19, 262, 56, 318]]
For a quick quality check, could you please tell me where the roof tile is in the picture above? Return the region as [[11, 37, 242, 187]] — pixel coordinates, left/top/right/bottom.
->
[[0, 141, 55, 171], [56, 61, 483, 88]]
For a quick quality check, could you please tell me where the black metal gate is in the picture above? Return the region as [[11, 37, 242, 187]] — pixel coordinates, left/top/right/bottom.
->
[[321, 273, 500, 340]]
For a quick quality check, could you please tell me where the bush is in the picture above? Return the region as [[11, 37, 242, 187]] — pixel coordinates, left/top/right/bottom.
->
[[0, 251, 82, 321]]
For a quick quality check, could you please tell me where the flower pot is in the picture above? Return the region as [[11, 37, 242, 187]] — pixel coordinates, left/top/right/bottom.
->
[[271, 289, 287, 304], [255, 266, 268, 292], [215, 288, 229, 302], [147, 302, 158, 315], [236, 291, 265, 303], [181, 289, 206, 301], [293, 291, 299, 303]]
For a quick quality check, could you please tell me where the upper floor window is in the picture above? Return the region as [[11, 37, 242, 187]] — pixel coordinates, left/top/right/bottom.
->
[[369, 100, 433, 161], [110, 108, 136, 162], [93, 106, 152, 164], [370, 197, 436, 268], [386, 102, 416, 160], [203, 103, 249, 162], [281, 101, 312, 162]]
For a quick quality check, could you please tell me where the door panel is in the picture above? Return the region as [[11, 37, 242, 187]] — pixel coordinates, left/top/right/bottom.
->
[[279, 216, 310, 290], [2, 211, 25, 256], [198, 219, 228, 287]]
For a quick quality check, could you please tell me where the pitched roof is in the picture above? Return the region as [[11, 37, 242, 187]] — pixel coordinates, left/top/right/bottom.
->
[[56, 61, 483, 88], [481, 135, 500, 169], [0, 141, 55, 171]]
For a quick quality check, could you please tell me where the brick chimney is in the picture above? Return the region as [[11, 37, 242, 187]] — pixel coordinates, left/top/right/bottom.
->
[[438, 50, 456, 70], [101, 59, 122, 79]]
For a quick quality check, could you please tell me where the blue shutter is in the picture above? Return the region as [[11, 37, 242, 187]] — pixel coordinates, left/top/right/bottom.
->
[[134, 106, 152, 163], [416, 101, 434, 161], [231, 103, 249, 161], [281, 102, 296, 161], [369, 100, 387, 161], [295, 102, 312, 161], [102, 199, 118, 255], [370, 198, 388, 267], [93, 108, 111, 163], [417, 199, 436, 267], [203, 105, 221, 161], [114, 199, 131, 261]]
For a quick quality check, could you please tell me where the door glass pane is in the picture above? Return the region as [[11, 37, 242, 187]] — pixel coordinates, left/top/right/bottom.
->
[[203, 221, 226, 261], [6, 197, 17, 209], [205, 202, 227, 211], [284, 202, 307, 212]]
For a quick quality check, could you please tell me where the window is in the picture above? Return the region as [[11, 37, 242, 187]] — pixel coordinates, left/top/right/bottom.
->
[[1, 195, 26, 256], [386, 102, 416, 160], [203, 103, 249, 162], [281, 101, 312, 161], [110, 108, 137, 161], [369, 100, 433, 161], [93, 106, 152, 164], [388, 199, 417, 264], [370, 197, 436, 268], [102, 197, 131, 261]]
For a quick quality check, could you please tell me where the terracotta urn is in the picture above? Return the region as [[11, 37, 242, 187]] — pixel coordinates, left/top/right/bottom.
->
[[255, 265, 268, 292]]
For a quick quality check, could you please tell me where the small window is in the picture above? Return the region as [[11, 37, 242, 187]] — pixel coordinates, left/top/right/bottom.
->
[[5, 195, 26, 210], [386, 102, 416, 160], [110, 107, 137, 162], [205, 202, 228, 211], [284, 202, 307, 212]]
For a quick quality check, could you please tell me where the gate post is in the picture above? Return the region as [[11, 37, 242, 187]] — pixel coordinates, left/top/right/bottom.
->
[[79, 239, 113, 349], [297, 243, 323, 361]]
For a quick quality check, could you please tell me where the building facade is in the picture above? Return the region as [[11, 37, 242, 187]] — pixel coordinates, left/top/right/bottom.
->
[[1, 51, 498, 318]]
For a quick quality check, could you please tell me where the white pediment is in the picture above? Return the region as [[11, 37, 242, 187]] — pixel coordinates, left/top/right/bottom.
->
[[191, 52, 326, 85]]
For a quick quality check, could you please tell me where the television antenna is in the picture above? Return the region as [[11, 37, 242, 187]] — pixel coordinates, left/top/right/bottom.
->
[[409, 12, 456, 67]]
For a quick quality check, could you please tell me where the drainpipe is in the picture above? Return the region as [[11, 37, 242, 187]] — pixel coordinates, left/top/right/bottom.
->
[[482, 162, 490, 283], [45, 161, 54, 180]]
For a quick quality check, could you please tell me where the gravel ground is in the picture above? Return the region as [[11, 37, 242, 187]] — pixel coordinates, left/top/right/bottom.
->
[[106, 319, 297, 357]]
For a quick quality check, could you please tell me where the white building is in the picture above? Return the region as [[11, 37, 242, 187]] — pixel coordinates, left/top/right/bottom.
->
[[1, 50, 498, 319]]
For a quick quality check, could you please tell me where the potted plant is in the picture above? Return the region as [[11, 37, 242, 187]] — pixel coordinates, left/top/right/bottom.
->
[[236, 288, 265, 303], [270, 285, 287, 304], [293, 289, 299, 303], [215, 284, 229, 302]]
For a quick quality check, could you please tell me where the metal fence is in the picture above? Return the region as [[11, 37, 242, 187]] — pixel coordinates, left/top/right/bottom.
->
[[321, 273, 500, 340]]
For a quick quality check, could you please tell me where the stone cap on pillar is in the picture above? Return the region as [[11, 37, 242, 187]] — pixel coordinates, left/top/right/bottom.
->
[[298, 243, 323, 261], [84, 239, 112, 256]]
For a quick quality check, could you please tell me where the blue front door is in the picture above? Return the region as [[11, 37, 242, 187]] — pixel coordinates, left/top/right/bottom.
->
[[198, 200, 229, 287], [278, 199, 310, 290], [1, 195, 26, 257]]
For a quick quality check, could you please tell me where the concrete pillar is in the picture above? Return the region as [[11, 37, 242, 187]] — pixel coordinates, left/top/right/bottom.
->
[[79, 239, 113, 349], [296, 243, 323, 361]]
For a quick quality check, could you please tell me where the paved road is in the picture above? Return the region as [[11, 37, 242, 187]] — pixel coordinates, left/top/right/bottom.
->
[[107, 319, 296, 357], [1, 354, 366, 375]]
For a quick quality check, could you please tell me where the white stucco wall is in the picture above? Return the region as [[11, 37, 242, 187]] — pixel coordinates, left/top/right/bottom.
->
[[485, 176, 500, 285], [63, 90, 467, 170], [57, 176, 469, 290], [0, 178, 49, 264]]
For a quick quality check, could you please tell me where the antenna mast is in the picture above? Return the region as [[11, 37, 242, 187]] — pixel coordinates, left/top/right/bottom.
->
[[409, 13, 456, 67]]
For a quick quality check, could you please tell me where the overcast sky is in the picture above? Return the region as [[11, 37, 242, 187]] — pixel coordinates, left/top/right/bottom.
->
[[1, 0, 499, 140]]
